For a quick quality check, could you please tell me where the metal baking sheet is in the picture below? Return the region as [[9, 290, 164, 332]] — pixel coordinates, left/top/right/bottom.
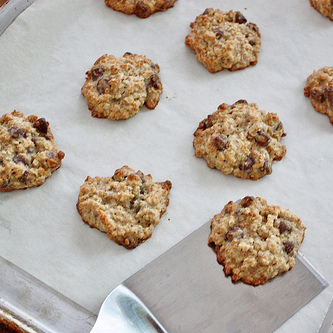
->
[[0, 0, 332, 332]]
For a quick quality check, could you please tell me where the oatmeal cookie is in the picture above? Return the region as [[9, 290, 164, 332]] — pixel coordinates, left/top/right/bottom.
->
[[193, 100, 286, 180], [0, 110, 65, 191], [185, 8, 261, 73], [304, 66, 333, 124], [81, 53, 163, 120], [208, 196, 306, 286], [105, 0, 178, 19], [77, 166, 172, 249], [309, 0, 333, 20]]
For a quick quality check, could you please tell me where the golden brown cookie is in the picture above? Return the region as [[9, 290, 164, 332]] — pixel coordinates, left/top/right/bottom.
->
[[304, 66, 333, 124], [81, 53, 163, 120], [193, 100, 286, 180], [105, 0, 178, 19], [208, 196, 306, 286], [309, 0, 333, 20], [77, 166, 172, 249], [0, 110, 65, 191], [185, 8, 261, 73]]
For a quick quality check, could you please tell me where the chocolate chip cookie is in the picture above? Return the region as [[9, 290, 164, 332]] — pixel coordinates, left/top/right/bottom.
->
[[81, 53, 163, 120], [304, 66, 333, 124], [208, 196, 306, 286], [105, 0, 178, 19], [309, 0, 333, 20], [0, 110, 65, 191], [77, 166, 172, 249], [185, 8, 261, 73], [193, 100, 286, 180]]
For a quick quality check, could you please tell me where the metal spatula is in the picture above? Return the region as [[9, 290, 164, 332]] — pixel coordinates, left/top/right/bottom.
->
[[91, 221, 329, 333]]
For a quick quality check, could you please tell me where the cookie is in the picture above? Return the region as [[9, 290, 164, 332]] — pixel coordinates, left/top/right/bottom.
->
[[105, 0, 178, 19], [208, 196, 306, 286], [309, 0, 333, 20], [81, 53, 163, 120], [77, 166, 172, 249], [185, 8, 261, 73], [0, 110, 65, 191], [304, 66, 333, 124], [193, 100, 286, 180]]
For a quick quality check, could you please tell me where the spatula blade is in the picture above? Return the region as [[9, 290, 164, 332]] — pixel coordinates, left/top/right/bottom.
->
[[123, 221, 328, 333]]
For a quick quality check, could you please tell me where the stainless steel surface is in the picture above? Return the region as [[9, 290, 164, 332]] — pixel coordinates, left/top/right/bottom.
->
[[120, 221, 328, 333], [0, 0, 36, 36], [319, 299, 333, 333], [0, 256, 96, 333], [91, 284, 167, 333]]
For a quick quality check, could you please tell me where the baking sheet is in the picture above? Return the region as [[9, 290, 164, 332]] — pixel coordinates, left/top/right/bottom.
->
[[0, 1, 332, 332]]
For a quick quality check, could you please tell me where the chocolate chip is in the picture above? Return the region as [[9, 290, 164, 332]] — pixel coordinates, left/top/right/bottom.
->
[[324, 86, 333, 106], [8, 126, 26, 139], [240, 157, 254, 171], [275, 121, 283, 132], [279, 220, 293, 234], [13, 154, 28, 165], [33, 118, 48, 134], [213, 29, 223, 39], [91, 67, 104, 81], [213, 134, 228, 150], [203, 8, 210, 15], [279, 221, 288, 234], [150, 74, 162, 90], [232, 100, 248, 108], [310, 89, 326, 103], [235, 12, 247, 24], [226, 227, 244, 240], [261, 159, 272, 174], [283, 241, 294, 254], [97, 79, 111, 94], [129, 198, 136, 210], [124, 237, 139, 249], [58, 151, 65, 160], [19, 170, 29, 184], [255, 131, 270, 146], [247, 22, 260, 34], [135, 1, 150, 18], [199, 115, 214, 130], [241, 196, 254, 207]]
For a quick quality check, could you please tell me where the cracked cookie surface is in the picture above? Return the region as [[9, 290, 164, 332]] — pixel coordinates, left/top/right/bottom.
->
[[193, 100, 286, 180], [304, 66, 333, 124], [0, 110, 65, 191], [81, 53, 163, 120], [77, 166, 172, 249], [309, 0, 333, 20], [208, 196, 306, 286], [105, 0, 178, 18], [185, 8, 261, 73]]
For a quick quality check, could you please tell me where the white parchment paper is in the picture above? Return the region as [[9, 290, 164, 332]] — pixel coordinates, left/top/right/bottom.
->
[[0, 1, 332, 332]]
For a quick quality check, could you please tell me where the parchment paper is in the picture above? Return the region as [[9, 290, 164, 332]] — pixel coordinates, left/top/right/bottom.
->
[[0, 1, 332, 332]]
